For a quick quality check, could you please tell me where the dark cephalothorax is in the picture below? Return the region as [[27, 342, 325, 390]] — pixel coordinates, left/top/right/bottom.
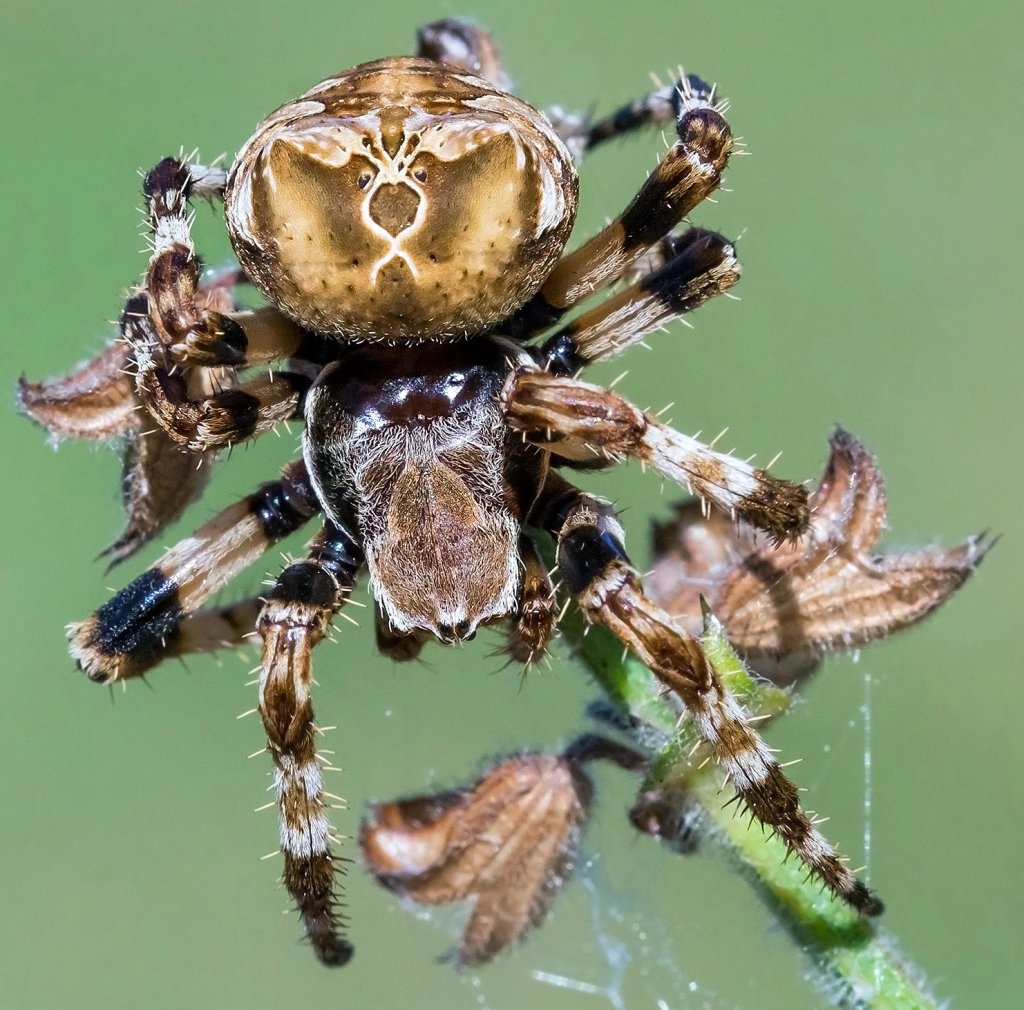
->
[[20, 18, 909, 967], [303, 339, 533, 643]]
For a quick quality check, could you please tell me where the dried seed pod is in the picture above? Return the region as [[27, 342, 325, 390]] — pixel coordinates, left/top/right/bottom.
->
[[649, 428, 991, 684], [360, 736, 644, 965], [17, 282, 237, 566]]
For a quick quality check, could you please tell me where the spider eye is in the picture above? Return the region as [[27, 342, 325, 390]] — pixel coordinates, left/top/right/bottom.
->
[[357, 173, 372, 190], [413, 168, 428, 183]]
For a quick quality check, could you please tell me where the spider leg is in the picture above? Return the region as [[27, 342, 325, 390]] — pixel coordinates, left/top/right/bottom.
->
[[69, 460, 320, 682], [534, 473, 882, 916], [374, 603, 430, 662], [576, 74, 717, 154], [16, 264, 249, 444], [75, 596, 266, 671], [509, 88, 732, 338], [18, 270, 269, 563], [158, 599, 264, 658], [507, 534, 558, 665], [123, 295, 311, 453], [143, 157, 307, 368], [257, 522, 363, 966], [416, 18, 510, 91], [504, 370, 807, 541], [536, 228, 740, 371]]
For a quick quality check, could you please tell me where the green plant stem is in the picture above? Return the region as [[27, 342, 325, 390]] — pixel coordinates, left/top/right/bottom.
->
[[563, 606, 940, 1010]]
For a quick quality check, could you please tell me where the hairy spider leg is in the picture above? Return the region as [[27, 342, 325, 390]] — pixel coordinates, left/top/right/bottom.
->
[[122, 295, 311, 452], [256, 522, 363, 967], [416, 17, 511, 91], [617, 227, 719, 287], [575, 73, 718, 154], [17, 264, 255, 444], [504, 370, 807, 542], [536, 228, 740, 371], [143, 156, 296, 368], [533, 472, 883, 916], [69, 460, 320, 681], [19, 268, 280, 563], [509, 89, 732, 337], [162, 599, 264, 658], [414, 19, 710, 160], [507, 534, 559, 664]]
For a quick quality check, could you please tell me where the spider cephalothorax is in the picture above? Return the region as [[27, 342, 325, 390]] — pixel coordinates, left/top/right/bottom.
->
[[19, 18, 885, 968]]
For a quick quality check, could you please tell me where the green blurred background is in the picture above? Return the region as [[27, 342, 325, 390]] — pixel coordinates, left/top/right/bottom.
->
[[2, 1, 1020, 1008]]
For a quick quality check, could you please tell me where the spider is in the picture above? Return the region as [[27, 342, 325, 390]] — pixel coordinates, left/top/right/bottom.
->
[[19, 18, 882, 967]]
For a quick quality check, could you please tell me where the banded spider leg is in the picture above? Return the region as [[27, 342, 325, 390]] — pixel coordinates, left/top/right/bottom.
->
[[416, 17, 511, 91], [502, 229, 807, 543], [16, 263, 273, 562], [69, 460, 320, 681], [69, 461, 365, 963], [132, 156, 323, 452], [509, 74, 734, 338], [257, 522, 363, 966], [533, 472, 882, 915]]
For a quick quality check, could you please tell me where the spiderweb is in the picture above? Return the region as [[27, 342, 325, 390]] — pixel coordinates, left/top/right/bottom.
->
[[440, 657, 879, 1010]]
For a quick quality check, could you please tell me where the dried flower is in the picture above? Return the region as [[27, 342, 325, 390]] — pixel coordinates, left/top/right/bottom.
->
[[16, 281, 239, 565], [360, 736, 643, 965], [648, 428, 991, 683], [361, 429, 989, 962]]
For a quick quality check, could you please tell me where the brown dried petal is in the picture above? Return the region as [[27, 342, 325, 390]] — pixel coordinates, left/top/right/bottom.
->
[[102, 358, 231, 566], [649, 428, 990, 682], [101, 424, 215, 566], [361, 753, 593, 966], [715, 429, 990, 664], [16, 339, 136, 442], [804, 426, 888, 555], [647, 500, 747, 635], [361, 736, 644, 965]]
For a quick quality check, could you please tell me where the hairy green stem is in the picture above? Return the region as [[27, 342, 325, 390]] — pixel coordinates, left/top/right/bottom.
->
[[563, 605, 941, 1010]]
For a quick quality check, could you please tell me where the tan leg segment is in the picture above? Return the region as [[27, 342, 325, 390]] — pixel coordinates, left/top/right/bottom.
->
[[256, 526, 363, 966], [68, 461, 319, 682], [540, 89, 733, 313], [537, 228, 740, 369], [505, 372, 808, 542]]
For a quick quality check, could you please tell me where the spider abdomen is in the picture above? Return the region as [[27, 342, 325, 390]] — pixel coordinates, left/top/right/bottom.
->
[[225, 58, 579, 342]]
